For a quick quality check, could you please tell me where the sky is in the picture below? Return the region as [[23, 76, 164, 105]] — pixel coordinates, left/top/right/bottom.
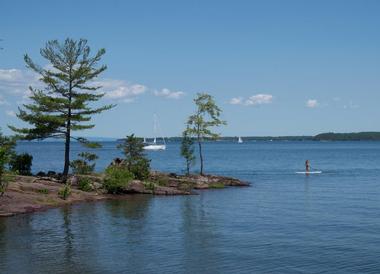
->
[[0, 0, 379, 138]]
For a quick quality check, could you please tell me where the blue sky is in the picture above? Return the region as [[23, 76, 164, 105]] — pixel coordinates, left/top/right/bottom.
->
[[0, 0, 379, 137]]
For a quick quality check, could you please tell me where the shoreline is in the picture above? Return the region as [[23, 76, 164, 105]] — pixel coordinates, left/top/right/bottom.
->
[[0, 172, 250, 217]]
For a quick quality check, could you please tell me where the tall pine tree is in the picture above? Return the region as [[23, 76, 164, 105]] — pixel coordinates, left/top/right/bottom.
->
[[10, 38, 115, 181]]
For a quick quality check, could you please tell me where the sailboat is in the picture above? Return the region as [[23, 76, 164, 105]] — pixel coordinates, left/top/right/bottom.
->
[[143, 115, 166, 151], [238, 136, 243, 143]]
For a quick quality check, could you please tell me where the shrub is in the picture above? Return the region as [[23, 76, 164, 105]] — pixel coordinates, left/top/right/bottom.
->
[[9, 153, 33, 176], [78, 177, 92, 192], [103, 165, 134, 194], [58, 184, 72, 200], [209, 182, 225, 189], [155, 175, 169, 186], [118, 134, 151, 180], [128, 158, 150, 181], [0, 130, 16, 197], [37, 188, 49, 194], [144, 181, 156, 191], [70, 152, 98, 175]]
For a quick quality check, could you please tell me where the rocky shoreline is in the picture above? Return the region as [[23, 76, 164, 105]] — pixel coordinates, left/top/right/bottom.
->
[[0, 172, 249, 217]]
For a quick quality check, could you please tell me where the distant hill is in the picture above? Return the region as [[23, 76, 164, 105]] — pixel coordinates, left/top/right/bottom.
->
[[313, 132, 380, 141]]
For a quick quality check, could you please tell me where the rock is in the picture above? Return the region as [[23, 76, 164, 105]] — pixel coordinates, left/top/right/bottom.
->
[[153, 186, 190, 195], [69, 176, 79, 186], [122, 180, 153, 194]]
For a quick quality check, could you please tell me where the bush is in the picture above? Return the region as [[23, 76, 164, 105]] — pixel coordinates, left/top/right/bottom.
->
[[37, 188, 49, 194], [155, 175, 170, 186], [103, 165, 134, 194], [9, 153, 33, 175], [58, 184, 71, 200], [144, 181, 156, 191], [70, 152, 98, 175], [78, 177, 92, 192], [128, 158, 150, 181], [118, 134, 151, 180], [0, 130, 16, 197]]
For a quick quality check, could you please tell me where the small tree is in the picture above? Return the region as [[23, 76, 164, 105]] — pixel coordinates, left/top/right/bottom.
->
[[186, 93, 226, 175], [9, 153, 33, 176], [0, 130, 16, 196], [70, 152, 98, 175], [9, 38, 115, 182], [118, 134, 150, 180], [180, 128, 195, 175]]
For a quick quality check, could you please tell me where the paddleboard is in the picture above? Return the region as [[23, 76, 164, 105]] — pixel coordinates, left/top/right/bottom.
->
[[296, 171, 322, 174]]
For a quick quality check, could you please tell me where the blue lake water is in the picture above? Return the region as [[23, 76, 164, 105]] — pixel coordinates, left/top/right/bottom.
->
[[1, 141, 380, 273]]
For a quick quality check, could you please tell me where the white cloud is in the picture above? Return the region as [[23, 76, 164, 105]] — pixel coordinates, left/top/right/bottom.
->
[[229, 94, 273, 106], [5, 110, 16, 117], [0, 69, 40, 96], [0, 95, 9, 105], [95, 79, 147, 102], [229, 97, 244, 105], [306, 99, 318, 108], [343, 101, 359, 109], [154, 88, 185, 99]]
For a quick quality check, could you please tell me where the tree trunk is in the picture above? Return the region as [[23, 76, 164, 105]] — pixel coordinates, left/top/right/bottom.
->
[[62, 131, 70, 182], [186, 160, 190, 175], [63, 78, 72, 183], [198, 137, 203, 175]]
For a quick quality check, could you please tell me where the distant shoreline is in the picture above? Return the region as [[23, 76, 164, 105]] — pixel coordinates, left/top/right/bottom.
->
[[15, 131, 380, 143]]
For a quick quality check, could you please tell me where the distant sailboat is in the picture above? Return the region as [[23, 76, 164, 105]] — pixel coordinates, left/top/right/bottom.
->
[[238, 136, 243, 143], [143, 115, 166, 151]]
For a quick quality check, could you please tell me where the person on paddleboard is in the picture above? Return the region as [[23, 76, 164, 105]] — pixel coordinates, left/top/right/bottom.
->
[[305, 160, 310, 172]]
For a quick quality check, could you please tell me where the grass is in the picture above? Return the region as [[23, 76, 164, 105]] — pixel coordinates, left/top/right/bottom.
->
[[209, 182, 225, 189], [36, 188, 49, 194]]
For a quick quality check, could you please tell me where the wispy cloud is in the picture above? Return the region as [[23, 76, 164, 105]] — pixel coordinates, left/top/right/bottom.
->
[[1, 68, 187, 105], [306, 99, 318, 108], [229, 94, 273, 106], [154, 88, 185, 99], [343, 100, 359, 109], [0, 95, 9, 105], [0, 69, 40, 96], [5, 110, 16, 117], [93, 79, 147, 103]]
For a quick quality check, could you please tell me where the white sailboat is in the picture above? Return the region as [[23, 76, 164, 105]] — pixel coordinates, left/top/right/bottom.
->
[[238, 136, 243, 143], [143, 115, 166, 151]]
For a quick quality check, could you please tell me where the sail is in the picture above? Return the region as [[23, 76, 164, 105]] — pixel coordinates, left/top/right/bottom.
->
[[143, 114, 166, 150]]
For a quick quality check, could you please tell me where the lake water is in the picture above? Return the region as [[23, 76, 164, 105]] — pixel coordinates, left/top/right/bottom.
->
[[1, 141, 380, 273]]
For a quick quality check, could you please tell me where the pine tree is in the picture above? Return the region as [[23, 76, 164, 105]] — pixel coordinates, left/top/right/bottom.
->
[[9, 38, 115, 181], [186, 93, 226, 175]]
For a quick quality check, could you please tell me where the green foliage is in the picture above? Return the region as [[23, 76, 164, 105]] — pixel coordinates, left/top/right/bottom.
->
[[209, 182, 225, 189], [180, 129, 195, 175], [186, 93, 226, 175], [58, 184, 72, 200], [118, 134, 151, 180], [70, 152, 98, 175], [78, 177, 92, 192], [9, 38, 115, 180], [0, 130, 16, 196], [37, 188, 49, 194], [9, 153, 33, 176], [155, 175, 169, 186], [144, 181, 156, 191], [103, 165, 134, 194]]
